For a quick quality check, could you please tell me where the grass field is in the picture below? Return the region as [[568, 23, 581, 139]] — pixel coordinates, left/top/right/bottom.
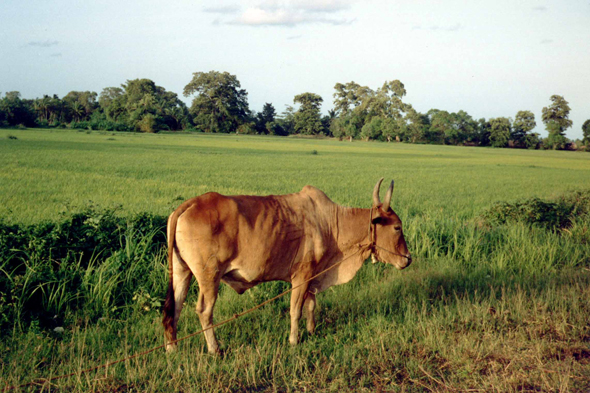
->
[[1, 128, 590, 392]]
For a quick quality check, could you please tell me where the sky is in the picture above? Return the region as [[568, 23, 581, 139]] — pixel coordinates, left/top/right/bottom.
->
[[1, 0, 589, 139]]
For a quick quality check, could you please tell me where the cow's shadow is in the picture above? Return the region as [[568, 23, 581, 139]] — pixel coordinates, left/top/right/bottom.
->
[[306, 261, 590, 341]]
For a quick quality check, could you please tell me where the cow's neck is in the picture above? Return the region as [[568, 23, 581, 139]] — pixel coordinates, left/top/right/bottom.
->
[[335, 206, 373, 257], [309, 205, 374, 290]]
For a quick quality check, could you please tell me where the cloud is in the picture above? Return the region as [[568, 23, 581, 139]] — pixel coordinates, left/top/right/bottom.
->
[[540, 39, 553, 44], [50, 53, 62, 57], [224, 0, 354, 27], [203, 5, 240, 14], [28, 40, 59, 47], [287, 34, 303, 40], [291, 0, 351, 13], [532, 6, 547, 11]]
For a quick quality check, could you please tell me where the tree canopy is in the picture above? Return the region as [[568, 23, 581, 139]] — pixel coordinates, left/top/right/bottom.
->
[[542, 95, 572, 149], [293, 93, 324, 135], [183, 71, 249, 133]]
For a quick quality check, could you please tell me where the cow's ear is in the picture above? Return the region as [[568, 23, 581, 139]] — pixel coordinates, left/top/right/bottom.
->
[[371, 216, 383, 225]]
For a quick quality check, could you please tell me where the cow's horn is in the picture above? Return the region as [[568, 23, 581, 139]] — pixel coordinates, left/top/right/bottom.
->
[[383, 180, 394, 209], [373, 178, 384, 206]]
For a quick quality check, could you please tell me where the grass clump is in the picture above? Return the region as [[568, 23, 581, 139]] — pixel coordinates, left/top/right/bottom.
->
[[481, 189, 590, 231], [0, 207, 167, 335]]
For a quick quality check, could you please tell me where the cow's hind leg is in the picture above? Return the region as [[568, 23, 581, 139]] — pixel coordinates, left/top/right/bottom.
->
[[303, 292, 316, 334], [164, 250, 193, 352], [195, 268, 221, 354], [289, 280, 310, 345]]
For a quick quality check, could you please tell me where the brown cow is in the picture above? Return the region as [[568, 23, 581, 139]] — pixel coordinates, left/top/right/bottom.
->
[[163, 178, 411, 353]]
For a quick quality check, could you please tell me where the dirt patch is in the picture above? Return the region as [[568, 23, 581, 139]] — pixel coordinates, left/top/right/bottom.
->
[[544, 346, 590, 365]]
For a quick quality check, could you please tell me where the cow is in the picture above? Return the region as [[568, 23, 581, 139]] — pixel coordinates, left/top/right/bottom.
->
[[163, 178, 411, 354]]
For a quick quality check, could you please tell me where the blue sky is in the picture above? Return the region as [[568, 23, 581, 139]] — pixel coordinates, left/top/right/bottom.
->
[[1, 0, 589, 139]]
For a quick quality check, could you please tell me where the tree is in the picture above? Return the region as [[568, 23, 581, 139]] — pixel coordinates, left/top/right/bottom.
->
[[489, 117, 511, 147], [404, 108, 429, 143], [293, 93, 323, 135], [333, 81, 368, 116], [453, 110, 477, 144], [476, 118, 491, 146], [98, 78, 190, 132], [512, 110, 536, 148], [582, 119, 590, 151], [542, 95, 572, 149], [266, 121, 287, 136], [427, 109, 452, 144], [63, 91, 98, 122], [0, 91, 36, 127], [332, 80, 409, 141], [254, 103, 277, 134], [360, 116, 383, 140], [184, 71, 249, 133], [277, 105, 296, 135]]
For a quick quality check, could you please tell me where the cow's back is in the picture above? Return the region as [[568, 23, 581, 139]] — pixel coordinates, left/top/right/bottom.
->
[[174, 186, 337, 290]]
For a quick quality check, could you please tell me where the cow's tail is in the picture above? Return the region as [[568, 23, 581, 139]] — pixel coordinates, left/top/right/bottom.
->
[[162, 202, 190, 336]]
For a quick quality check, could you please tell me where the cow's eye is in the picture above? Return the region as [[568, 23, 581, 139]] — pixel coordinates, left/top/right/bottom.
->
[[394, 226, 401, 231]]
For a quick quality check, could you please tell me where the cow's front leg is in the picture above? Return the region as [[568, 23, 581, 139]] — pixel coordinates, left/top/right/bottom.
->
[[289, 281, 309, 345], [303, 292, 316, 334]]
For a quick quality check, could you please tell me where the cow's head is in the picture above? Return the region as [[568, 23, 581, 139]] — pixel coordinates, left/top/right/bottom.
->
[[370, 178, 412, 270]]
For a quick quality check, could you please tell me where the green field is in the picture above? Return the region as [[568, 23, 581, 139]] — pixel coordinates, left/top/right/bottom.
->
[[1, 129, 590, 392]]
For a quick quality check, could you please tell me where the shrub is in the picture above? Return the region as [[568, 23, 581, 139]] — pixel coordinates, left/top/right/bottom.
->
[[0, 208, 167, 334], [481, 190, 590, 231]]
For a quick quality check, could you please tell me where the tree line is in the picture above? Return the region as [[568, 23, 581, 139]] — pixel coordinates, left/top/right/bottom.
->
[[1, 70, 589, 150]]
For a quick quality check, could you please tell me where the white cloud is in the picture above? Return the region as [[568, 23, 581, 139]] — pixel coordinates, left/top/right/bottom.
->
[[225, 0, 354, 26], [203, 5, 241, 14], [291, 0, 352, 13]]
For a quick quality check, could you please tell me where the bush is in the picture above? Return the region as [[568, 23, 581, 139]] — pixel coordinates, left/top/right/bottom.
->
[[481, 190, 590, 231], [35, 119, 49, 128], [138, 114, 157, 133], [0, 208, 167, 334]]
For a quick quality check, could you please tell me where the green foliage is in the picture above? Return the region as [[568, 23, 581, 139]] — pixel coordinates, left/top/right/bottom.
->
[[138, 113, 157, 133], [360, 116, 383, 140], [293, 92, 324, 135], [0, 207, 166, 333], [581, 119, 590, 151], [542, 95, 572, 133], [236, 122, 256, 134], [512, 110, 536, 147], [254, 103, 277, 134], [481, 190, 590, 231], [542, 95, 572, 150], [184, 71, 249, 133], [545, 121, 568, 150], [489, 117, 511, 147], [0, 91, 37, 127]]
